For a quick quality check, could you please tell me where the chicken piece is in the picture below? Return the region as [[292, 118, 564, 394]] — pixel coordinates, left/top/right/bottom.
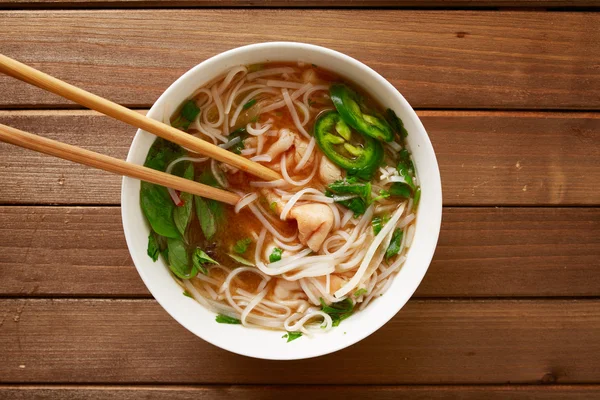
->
[[266, 128, 295, 160], [302, 68, 318, 84], [261, 189, 285, 214], [289, 204, 334, 252], [314, 274, 348, 294], [319, 155, 342, 184], [293, 136, 315, 169], [244, 136, 257, 150], [273, 279, 302, 299]]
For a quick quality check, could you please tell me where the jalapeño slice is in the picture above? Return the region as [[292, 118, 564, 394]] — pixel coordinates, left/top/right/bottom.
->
[[330, 84, 394, 142], [314, 110, 383, 180]]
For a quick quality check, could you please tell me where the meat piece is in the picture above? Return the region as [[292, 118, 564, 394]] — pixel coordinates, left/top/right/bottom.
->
[[243, 136, 257, 149], [266, 128, 295, 160], [314, 275, 348, 293], [273, 279, 302, 299], [293, 136, 315, 168], [319, 155, 342, 184], [289, 204, 334, 252], [261, 189, 285, 214]]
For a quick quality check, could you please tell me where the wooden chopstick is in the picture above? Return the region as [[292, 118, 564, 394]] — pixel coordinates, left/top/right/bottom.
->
[[0, 123, 241, 205], [0, 54, 281, 182]]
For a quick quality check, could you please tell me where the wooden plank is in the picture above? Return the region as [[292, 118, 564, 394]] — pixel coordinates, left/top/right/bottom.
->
[[1, 385, 600, 400], [0, 11, 598, 109], [0, 0, 598, 8], [0, 110, 598, 206], [1, 299, 599, 383], [1, 206, 598, 298]]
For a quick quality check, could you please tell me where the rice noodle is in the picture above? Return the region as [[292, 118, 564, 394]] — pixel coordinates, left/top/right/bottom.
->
[[247, 122, 272, 136], [282, 89, 310, 138], [280, 153, 319, 187], [218, 66, 247, 95], [250, 154, 272, 163], [294, 137, 315, 172], [334, 203, 405, 298], [247, 67, 296, 81], [230, 87, 278, 127], [265, 80, 305, 89], [235, 193, 258, 213], [248, 204, 297, 242]]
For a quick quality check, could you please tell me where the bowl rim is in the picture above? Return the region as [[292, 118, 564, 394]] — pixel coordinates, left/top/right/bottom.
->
[[121, 41, 443, 360]]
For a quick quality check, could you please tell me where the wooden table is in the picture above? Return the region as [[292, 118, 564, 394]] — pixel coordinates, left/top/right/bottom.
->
[[1, 1, 599, 399]]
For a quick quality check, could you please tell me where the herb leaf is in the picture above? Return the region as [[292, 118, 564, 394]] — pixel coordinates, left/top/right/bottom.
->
[[243, 99, 257, 110], [282, 331, 302, 342], [327, 178, 372, 217], [227, 253, 255, 266], [228, 128, 247, 155], [194, 171, 224, 240], [413, 187, 422, 211], [385, 228, 403, 259], [216, 314, 241, 324], [233, 238, 253, 254], [147, 233, 160, 262], [396, 149, 415, 191], [183, 290, 193, 298], [320, 297, 355, 327], [172, 100, 201, 130], [372, 215, 390, 236], [269, 247, 283, 263], [192, 248, 217, 275], [354, 288, 368, 297], [195, 196, 216, 240], [173, 163, 194, 236], [167, 237, 194, 279], [140, 139, 184, 239], [389, 182, 412, 199], [385, 108, 408, 138]]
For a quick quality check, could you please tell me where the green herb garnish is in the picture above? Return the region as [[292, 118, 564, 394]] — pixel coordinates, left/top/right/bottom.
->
[[192, 248, 217, 275], [320, 297, 354, 327], [183, 290, 193, 298], [372, 215, 389, 236], [326, 177, 372, 217], [233, 238, 253, 254], [173, 163, 194, 236], [282, 331, 302, 342], [385, 108, 408, 138], [354, 288, 368, 297], [413, 187, 421, 211], [227, 253, 255, 266], [171, 100, 200, 130], [269, 247, 283, 263], [385, 228, 403, 259], [147, 233, 160, 262], [243, 99, 257, 110], [215, 314, 241, 324]]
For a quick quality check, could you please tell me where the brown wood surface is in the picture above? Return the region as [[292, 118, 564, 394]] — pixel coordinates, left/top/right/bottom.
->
[[1, 206, 598, 298], [1, 110, 598, 206], [1, 385, 600, 400], [1, 298, 599, 384], [1, 4, 599, 397], [1, 0, 599, 9], [0, 11, 599, 110]]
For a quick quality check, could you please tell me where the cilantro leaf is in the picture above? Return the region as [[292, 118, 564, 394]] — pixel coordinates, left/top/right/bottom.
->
[[269, 247, 283, 263], [282, 331, 302, 342], [215, 314, 241, 324], [233, 238, 253, 254]]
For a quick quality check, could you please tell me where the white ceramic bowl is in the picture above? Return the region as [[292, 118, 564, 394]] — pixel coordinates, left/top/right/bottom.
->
[[121, 42, 442, 360]]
